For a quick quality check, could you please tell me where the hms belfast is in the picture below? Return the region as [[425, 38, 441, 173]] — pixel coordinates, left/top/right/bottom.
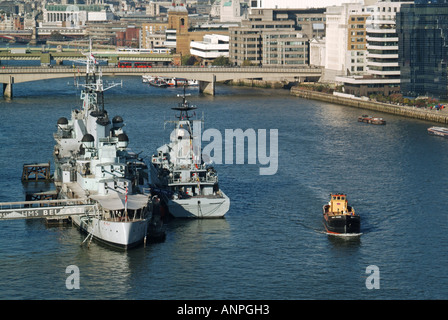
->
[[52, 49, 153, 249]]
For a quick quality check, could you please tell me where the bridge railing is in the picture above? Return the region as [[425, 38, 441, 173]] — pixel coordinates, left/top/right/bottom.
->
[[0, 65, 323, 73]]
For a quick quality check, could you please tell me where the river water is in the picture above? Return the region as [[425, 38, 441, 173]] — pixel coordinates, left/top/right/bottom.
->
[[0, 74, 447, 300]]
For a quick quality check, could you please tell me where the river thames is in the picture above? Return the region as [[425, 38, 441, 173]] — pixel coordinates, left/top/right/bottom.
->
[[0, 75, 447, 300]]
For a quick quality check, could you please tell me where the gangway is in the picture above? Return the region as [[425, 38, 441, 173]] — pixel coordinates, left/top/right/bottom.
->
[[0, 198, 96, 221]]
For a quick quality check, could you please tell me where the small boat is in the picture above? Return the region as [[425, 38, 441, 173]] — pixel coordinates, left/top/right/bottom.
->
[[142, 75, 154, 83], [323, 193, 360, 235], [427, 126, 448, 138], [165, 77, 177, 87], [149, 77, 168, 88], [175, 78, 188, 86], [188, 79, 199, 86], [358, 115, 386, 125]]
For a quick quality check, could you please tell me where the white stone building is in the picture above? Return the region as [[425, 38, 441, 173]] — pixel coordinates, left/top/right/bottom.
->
[[41, 4, 114, 28], [190, 34, 230, 60]]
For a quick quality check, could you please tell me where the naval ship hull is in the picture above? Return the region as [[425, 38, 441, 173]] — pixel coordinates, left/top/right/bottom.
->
[[72, 215, 149, 249], [167, 193, 230, 218]]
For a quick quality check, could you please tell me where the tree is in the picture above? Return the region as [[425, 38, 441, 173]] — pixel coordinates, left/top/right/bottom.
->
[[181, 54, 199, 66], [242, 59, 255, 66], [212, 56, 230, 66]]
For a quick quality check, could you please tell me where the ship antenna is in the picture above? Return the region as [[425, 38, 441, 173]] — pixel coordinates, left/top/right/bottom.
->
[[175, 85, 194, 120]]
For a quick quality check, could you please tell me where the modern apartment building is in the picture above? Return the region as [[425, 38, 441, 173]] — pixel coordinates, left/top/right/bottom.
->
[[336, 0, 413, 97], [347, 13, 370, 74], [229, 8, 326, 66], [397, 0, 448, 99]]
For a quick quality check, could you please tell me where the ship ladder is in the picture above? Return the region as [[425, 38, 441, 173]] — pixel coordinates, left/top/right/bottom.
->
[[81, 204, 100, 248], [198, 200, 203, 218]]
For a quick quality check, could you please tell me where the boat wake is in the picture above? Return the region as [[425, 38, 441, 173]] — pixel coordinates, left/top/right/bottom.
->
[[325, 232, 363, 237]]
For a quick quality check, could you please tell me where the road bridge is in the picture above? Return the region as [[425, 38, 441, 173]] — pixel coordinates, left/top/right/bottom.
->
[[0, 65, 322, 98]]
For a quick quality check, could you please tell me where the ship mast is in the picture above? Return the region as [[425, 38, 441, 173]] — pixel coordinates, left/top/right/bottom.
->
[[75, 39, 122, 113], [173, 86, 197, 122]]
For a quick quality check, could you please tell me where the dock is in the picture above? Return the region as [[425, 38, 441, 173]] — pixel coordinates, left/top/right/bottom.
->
[[25, 190, 58, 201], [22, 162, 52, 181]]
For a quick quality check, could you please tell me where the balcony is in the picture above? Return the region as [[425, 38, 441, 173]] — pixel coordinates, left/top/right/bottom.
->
[[366, 69, 400, 77], [365, 27, 396, 34], [366, 44, 398, 51], [367, 52, 398, 59], [367, 61, 399, 67], [366, 36, 398, 42]]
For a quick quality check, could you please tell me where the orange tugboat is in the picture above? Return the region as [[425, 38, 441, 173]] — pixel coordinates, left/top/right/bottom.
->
[[323, 193, 360, 235]]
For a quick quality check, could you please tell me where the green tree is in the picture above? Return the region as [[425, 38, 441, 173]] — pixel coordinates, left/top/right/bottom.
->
[[242, 59, 255, 66], [212, 56, 230, 66], [181, 54, 199, 66]]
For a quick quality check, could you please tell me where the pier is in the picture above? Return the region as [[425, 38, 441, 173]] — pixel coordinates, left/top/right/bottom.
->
[[22, 162, 52, 181]]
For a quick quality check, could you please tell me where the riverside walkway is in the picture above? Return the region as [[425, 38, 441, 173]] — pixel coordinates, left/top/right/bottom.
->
[[290, 87, 448, 124], [0, 65, 322, 98]]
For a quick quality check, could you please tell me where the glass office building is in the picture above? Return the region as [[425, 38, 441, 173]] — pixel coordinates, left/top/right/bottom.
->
[[397, 0, 448, 99]]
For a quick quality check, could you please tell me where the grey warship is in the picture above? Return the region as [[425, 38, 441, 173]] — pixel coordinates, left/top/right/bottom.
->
[[150, 90, 230, 218], [53, 48, 153, 249]]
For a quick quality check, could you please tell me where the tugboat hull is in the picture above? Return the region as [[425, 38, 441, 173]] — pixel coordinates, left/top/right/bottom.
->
[[323, 213, 361, 235]]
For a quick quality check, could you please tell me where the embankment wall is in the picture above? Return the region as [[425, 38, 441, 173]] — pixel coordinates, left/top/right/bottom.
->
[[290, 87, 448, 124]]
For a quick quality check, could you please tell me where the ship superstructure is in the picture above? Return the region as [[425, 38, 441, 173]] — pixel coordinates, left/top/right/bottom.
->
[[53, 46, 152, 249], [150, 90, 230, 218]]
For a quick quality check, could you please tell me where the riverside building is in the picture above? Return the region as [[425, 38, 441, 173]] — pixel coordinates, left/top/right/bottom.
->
[[396, 0, 448, 99], [229, 7, 326, 66], [336, 0, 414, 97]]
